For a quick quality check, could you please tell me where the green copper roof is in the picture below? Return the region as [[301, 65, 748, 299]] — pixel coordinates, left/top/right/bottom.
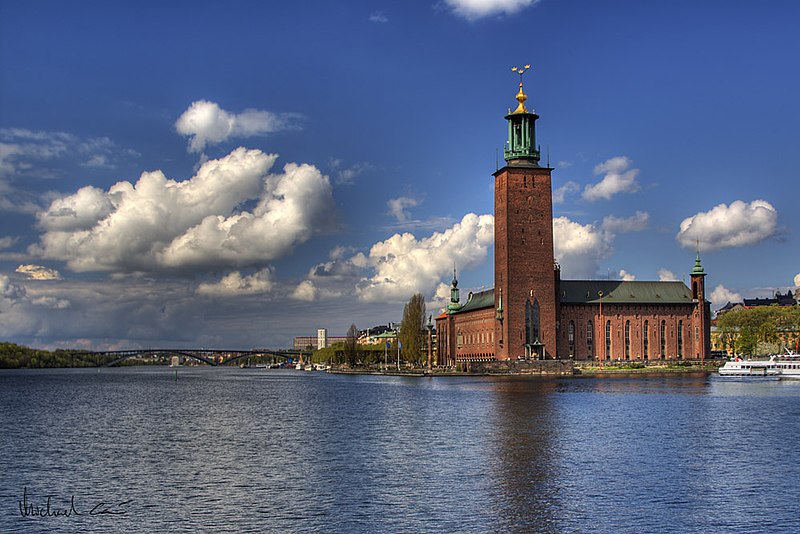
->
[[373, 331, 397, 339], [451, 289, 495, 314], [691, 253, 706, 276], [445, 280, 694, 315], [559, 280, 693, 304]]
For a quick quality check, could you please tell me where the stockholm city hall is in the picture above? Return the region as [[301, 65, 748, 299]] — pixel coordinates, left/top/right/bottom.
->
[[435, 68, 711, 364]]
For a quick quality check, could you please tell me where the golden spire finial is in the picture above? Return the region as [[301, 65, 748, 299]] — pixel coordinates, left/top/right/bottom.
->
[[510, 64, 532, 113]]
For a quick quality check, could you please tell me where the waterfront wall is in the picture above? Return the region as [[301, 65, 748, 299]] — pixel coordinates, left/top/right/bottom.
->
[[459, 359, 574, 375]]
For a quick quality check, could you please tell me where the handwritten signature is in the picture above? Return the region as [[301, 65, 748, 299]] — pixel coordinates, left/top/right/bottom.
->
[[18, 487, 131, 518]]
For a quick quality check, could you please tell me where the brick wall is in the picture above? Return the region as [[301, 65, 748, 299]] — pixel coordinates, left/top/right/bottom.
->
[[558, 303, 700, 360], [494, 163, 557, 360]]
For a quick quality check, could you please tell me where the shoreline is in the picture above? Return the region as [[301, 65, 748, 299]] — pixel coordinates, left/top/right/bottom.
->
[[327, 364, 719, 378]]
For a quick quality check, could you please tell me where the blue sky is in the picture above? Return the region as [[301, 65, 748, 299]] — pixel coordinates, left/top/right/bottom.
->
[[1, 0, 798, 350]]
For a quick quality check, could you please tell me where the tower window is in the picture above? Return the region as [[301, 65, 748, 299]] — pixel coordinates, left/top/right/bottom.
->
[[660, 320, 666, 359], [587, 320, 593, 359], [677, 320, 683, 358], [625, 320, 631, 360], [644, 320, 649, 360], [605, 320, 611, 360]]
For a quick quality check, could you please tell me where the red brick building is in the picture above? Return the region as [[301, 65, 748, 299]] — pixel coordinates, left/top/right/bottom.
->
[[436, 77, 711, 364]]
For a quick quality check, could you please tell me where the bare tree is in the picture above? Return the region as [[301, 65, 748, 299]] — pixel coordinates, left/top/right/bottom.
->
[[399, 293, 426, 366]]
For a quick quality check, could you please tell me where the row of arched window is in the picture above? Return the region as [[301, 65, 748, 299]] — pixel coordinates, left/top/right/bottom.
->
[[567, 319, 685, 359]]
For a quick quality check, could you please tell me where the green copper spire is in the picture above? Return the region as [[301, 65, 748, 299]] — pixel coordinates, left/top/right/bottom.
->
[[504, 65, 540, 163], [692, 251, 706, 276], [447, 265, 462, 313]]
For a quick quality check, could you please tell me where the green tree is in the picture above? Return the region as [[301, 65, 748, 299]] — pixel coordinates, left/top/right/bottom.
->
[[344, 323, 360, 366], [717, 306, 800, 356], [399, 293, 426, 366]]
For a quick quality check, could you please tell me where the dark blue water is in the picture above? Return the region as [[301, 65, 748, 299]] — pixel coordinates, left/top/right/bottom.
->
[[1, 368, 799, 533]]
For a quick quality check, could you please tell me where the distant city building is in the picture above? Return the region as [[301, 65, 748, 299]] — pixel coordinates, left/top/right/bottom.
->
[[317, 328, 328, 350], [370, 330, 398, 346], [711, 290, 799, 355], [435, 76, 711, 364], [293, 334, 347, 351], [358, 324, 397, 344], [716, 290, 797, 317], [743, 290, 797, 308]]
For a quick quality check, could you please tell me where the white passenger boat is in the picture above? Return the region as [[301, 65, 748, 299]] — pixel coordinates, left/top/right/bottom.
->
[[718, 350, 800, 378]]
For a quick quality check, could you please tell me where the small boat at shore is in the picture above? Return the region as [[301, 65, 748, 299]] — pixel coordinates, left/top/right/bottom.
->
[[718, 350, 800, 378]]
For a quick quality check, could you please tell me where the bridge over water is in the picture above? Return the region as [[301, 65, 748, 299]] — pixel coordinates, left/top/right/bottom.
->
[[76, 348, 311, 367]]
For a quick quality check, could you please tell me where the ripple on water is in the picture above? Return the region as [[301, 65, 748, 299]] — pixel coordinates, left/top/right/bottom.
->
[[1, 369, 800, 533]]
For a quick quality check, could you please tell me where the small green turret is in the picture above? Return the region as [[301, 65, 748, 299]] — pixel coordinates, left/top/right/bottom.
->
[[446, 265, 462, 313], [692, 252, 706, 276]]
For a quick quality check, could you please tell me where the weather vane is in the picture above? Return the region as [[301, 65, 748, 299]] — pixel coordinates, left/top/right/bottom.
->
[[511, 64, 532, 83]]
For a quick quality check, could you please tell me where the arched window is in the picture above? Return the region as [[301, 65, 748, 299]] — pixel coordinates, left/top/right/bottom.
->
[[625, 320, 631, 360], [678, 320, 683, 358], [568, 321, 575, 357], [587, 320, 593, 359], [660, 320, 666, 359], [643, 320, 649, 360], [605, 320, 611, 360]]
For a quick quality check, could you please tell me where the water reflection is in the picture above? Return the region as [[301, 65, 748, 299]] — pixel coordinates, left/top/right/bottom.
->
[[2, 369, 800, 533], [487, 379, 560, 532]]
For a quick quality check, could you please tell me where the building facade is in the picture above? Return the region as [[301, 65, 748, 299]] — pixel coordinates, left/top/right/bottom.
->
[[436, 77, 711, 363]]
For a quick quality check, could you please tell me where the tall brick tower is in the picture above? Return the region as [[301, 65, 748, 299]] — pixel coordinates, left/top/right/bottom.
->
[[690, 252, 711, 359], [494, 67, 558, 360]]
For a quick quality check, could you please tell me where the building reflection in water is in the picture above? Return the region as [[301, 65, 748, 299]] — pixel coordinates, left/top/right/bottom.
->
[[485, 378, 562, 532]]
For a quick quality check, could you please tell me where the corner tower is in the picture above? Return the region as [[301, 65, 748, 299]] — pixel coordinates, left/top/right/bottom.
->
[[691, 252, 711, 359], [494, 67, 558, 360]]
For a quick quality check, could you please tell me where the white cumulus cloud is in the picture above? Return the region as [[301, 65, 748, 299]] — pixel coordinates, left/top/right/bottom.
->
[[552, 181, 580, 204], [175, 100, 299, 153], [16, 264, 62, 280], [298, 213, 494, 303], [553, 216, 613, 278], [676, 199, 778, 251], [356, 213, 494, 302], [710, 284, 743, 311], [31, 148, 335, 273], [387, 196, 420, 222], [445, 0, 539, 20], [291, 280, 318, 302], [297, 208, 640, 303], [618, 269, 636, 281], [658, 268, 678, 282], [794, 273, 800, 288], [582, 156, 640, 201], [197, 269, 274, 296]]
